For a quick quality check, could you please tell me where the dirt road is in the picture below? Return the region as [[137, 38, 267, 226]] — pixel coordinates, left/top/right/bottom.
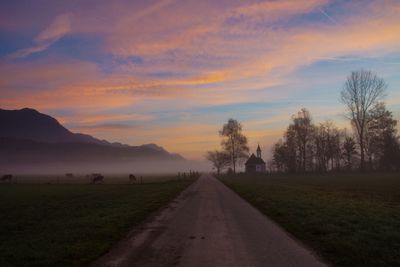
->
[[93, 174, 326, 267]]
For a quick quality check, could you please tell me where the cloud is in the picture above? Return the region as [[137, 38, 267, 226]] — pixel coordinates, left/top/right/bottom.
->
[[59, 113, 155, 127], [2, 0, 400, 127], [9, 13, 71, 58], [230, 0, 328, 24], [193, 1, 400, 87], [72, 123, 139, 131], [35, 14, 71, 42], [8, 43, 52, 59], [2, 0, 400, 159], [98, 0, 400, 95]]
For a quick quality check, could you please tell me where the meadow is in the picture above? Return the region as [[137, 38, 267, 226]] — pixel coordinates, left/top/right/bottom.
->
[[1, 173, 189, 184], [0, 175, 193, 267], [221, 172, 400, 267]]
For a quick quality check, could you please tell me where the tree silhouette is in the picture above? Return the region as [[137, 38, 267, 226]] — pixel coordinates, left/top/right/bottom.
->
[[205, 150, 231, 175], [220, 119, 249, 174], [291, 108, 314, 172], [314, 121, 342, 172], [366, 102, 399, 170], [342, 136, 357, 171], [340, 69, 387, 171]]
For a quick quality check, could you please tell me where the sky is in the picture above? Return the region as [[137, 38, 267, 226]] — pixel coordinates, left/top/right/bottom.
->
[[1, 0, 400, 160]]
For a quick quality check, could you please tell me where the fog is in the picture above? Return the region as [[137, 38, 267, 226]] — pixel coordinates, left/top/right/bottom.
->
[[0, 159, 211, 175]]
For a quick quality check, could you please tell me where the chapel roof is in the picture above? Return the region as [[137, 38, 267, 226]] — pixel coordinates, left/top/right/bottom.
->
[[245, 153, 266, 165]]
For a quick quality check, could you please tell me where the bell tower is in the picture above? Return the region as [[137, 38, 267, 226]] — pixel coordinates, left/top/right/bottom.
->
[[256, 144, 262, 158]]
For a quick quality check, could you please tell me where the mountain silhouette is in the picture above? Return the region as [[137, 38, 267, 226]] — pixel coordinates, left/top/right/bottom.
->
[[0, 108, 184, 163], [1, 108, 115, 145]]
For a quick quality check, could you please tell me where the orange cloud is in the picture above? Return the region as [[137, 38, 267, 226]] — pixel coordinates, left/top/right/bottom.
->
[[2, 0, 400, 160], [199, 1, 400, 87], [3, 0, 399, 111], [95, 0, 400, 100], [58, 113, 155, 126]]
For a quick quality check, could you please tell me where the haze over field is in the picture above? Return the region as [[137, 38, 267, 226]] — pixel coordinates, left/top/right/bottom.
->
[[0, 108, 209, 174], [1, 0, 400, 161]]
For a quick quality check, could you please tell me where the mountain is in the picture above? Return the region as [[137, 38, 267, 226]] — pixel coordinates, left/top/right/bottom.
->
[[0, 108, 111, 145], [0, 108, 184, 163]]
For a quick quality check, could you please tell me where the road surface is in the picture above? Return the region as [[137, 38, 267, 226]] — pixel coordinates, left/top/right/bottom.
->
[[93, 174, 327, 267]]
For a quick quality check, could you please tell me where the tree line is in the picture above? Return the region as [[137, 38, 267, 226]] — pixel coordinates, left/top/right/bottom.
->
[[272, 69, 399, 173], [207, 69, 399, 174]]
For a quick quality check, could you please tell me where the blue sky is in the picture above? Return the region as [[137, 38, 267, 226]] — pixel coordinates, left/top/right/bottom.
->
[[0, 0, 399, 159]]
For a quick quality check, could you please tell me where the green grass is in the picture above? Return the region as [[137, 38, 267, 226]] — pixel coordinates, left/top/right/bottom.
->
[[0, 179, 192, 267], [221, 172, 400, 267], [6, 174, 189, 184]]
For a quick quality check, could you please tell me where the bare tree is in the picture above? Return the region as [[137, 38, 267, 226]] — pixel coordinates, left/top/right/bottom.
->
[[283, 126, 298, 172], [205, 150, 231, 175], [340, 69, 387, 170], [292, 108, 314, 172], [272, 109, 314, 173], [220, 119, 249, 174], [272, 140, 288, 172], [314, 123, 329, 172], [366, 102, 398, 170], [324, 122, 342, 171], [342, 136, 357, 171]]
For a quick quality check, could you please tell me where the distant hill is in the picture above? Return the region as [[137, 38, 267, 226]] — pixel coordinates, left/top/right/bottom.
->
[[0, 108, 113, 145], [0, 108, 184, 163]]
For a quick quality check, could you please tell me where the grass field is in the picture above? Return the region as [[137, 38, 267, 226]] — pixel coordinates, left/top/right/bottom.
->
[[221, 172, 400, 267], [0, 177, 193, 267], [1, 173, 190, 184]]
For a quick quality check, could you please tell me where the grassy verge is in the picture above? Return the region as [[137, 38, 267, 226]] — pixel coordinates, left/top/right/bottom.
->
[[221, 172, 400, 267], [0, 179, 193, 267]]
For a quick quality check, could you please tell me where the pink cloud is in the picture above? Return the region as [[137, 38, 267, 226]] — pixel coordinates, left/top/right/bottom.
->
[[9, 13, 72, 58], [231, 0, 329, 24], [2, 0, 400, 159]]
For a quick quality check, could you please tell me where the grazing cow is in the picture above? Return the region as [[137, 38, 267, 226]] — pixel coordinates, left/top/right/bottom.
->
[[129, 174, 136, 182], [90, 173, 104, 184], [1, 174, 12, 182], [65, 173, 74, 177]]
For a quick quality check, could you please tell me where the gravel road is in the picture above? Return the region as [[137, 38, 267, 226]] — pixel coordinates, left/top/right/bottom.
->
[[92, 174, 327, 267]]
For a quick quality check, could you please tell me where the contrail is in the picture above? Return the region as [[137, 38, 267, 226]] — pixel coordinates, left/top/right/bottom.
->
[[319, 8, 337, 25]]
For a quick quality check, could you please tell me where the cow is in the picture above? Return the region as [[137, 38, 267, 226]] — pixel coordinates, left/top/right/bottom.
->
[[129, 174, 136, 182], [1, 174, 13, 183], [89, 173, 104, 184]]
